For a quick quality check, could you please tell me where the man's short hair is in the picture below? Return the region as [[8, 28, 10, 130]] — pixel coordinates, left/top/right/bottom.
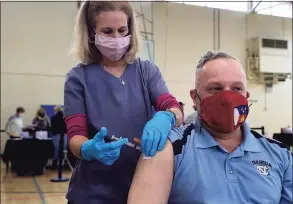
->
[[16, 106, 25, 113], [195, 51, 236, 88], [196, 51, 236, 70]]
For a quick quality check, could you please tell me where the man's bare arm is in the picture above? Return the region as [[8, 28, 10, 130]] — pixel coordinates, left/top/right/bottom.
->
[[128, 140, 174, 204]]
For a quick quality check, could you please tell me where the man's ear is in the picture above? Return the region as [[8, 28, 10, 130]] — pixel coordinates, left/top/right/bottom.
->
[[190, 89, 197, 104], [246, 91, 250, 99]]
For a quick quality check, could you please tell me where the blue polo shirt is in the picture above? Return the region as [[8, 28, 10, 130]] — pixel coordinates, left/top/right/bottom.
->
[[168, 116, 292, 204]]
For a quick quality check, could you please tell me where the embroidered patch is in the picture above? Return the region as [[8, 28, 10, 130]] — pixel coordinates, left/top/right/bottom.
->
[[233, 105, 248, 126], [252, 160, 272, 176]]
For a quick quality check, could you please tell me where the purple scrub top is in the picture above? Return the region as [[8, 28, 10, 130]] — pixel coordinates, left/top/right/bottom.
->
[[64, 58, 169, 204]]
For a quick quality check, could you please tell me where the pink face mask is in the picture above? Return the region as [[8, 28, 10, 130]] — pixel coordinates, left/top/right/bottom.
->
[[95, 34, 131, 61]]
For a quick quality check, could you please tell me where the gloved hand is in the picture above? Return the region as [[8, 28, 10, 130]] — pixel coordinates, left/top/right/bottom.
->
[[141, 111, 175, 157], [81, 127, 128, 165]]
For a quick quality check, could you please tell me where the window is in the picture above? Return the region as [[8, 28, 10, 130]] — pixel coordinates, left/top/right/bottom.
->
[[168, 0, 292, 18], [253, 1, 292, 18], [205, 1, 248, 12], [275, 40, 288, 49], [262, 39, 275, 48], [261, 39, 288, 50], [171, 0, 248, 12]]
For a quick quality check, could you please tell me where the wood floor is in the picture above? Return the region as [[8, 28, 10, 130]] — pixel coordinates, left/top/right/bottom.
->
[[1, 163, 72, 204]]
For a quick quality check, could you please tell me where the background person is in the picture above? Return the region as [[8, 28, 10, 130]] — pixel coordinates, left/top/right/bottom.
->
[[184, 105, 197, 124], [32, 107, 51, 131], [5, 107, 25, 139], [50, 105, 67, 169]]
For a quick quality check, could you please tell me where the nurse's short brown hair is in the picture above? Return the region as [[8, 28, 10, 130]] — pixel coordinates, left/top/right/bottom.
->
[[71, 1, 140, 65]]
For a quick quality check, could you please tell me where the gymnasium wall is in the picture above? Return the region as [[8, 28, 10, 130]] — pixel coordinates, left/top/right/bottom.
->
[[1, 2, 78, 152], [152, 2, 292, 136], [1, 2, 292, 152], [1, 2, 78, 126]]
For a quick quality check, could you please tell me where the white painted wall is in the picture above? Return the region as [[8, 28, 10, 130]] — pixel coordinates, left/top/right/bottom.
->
[[1, 2, 78, 151], [1, 2, 78, 122], [1, 2, 292, 152]]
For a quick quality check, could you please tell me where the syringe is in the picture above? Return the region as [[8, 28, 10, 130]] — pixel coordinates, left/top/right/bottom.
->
[[108, 135, 151, 160]]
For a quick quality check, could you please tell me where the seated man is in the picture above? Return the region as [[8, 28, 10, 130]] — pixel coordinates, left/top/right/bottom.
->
[[127, 51, 292, 204]]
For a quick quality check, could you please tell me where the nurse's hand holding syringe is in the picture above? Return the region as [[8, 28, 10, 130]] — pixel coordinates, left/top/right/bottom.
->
[[80, 127, 128, 165], [108, 135, 151, 160]]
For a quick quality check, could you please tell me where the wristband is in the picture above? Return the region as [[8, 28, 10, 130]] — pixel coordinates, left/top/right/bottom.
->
[[166, 109, 181, 127]]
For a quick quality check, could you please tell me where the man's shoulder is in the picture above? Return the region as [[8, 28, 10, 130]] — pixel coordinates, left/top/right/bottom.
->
[[251, 130, 290, 150], [7, 115, 16, 122], [168, 123, 195, 142], [168, 123, 198, 156], [250, 130, 292, 159]]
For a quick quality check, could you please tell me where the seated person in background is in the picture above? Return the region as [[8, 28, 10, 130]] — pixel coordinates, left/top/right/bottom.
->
[[32, 107, 51, 131], [5, 107, 25, 139], [128, 51, 292, 204], [178, 101, 185, 111], [183, 104, 197, 125], [281, 126, 292, 134]]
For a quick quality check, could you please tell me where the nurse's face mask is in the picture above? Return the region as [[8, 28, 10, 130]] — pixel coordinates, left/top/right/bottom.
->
[[195, 90, 250, 134], [94, 33, 131, 62]]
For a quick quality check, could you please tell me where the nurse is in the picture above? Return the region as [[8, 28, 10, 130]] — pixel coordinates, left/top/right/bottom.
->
[[64, 1, 184, 204]]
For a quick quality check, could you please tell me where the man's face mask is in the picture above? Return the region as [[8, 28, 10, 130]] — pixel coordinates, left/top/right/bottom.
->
[[195, 90, 250, 134]]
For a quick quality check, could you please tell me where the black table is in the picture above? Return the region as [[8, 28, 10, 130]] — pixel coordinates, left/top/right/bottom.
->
[[273, 133, 293, 149], [2, 138, 54, 176]]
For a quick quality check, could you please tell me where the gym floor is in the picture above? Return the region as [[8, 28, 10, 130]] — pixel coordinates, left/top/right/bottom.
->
[[1, 163, 71, 204]]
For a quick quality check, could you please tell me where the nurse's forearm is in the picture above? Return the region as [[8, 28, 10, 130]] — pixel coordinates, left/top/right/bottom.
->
[[64, 114, 89, 159], [153, 93, 184, 126], [69, 136, 88, 159]]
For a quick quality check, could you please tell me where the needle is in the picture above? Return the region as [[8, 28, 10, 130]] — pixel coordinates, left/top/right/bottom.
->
[[109, 135, 151, 160]]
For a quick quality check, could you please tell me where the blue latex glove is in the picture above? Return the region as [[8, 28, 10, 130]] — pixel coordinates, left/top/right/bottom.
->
[[81, 127, 128, 165], [141, 111, 175, 157]]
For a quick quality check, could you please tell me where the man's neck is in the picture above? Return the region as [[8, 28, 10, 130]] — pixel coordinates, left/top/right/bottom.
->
[[208, 127, 243, 153]]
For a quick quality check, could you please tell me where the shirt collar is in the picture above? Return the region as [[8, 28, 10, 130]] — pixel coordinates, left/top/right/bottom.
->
[[194, 116, 219, 149], [193, 116, 263, 152], [241, 121, 263, 152]]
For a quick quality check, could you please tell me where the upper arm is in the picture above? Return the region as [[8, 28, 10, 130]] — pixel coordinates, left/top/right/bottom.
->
[[64, 68, 86, 117], [128, 140, 174, 204], [5, 116, 12, 129], [47, 117, 51, 127], [32, 118, 37, 125], [143, 60, 169, 103], [280, 150, 293, 204]]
